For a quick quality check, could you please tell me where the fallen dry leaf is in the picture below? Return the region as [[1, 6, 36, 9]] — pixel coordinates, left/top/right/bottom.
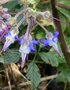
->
[[10, 63, 27, 81]]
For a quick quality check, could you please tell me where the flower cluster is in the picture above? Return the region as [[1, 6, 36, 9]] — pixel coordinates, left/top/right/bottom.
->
[[0, 7, 11, 40], [0, 7, 61, 68], [18, 34, 38, 68]]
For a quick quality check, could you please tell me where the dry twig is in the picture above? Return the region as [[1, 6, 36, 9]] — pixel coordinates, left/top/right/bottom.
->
[[2, 74, 58, 90]]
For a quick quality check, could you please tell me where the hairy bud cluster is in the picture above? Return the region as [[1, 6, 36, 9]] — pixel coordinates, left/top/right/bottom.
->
[[0, 7, 11, 40]]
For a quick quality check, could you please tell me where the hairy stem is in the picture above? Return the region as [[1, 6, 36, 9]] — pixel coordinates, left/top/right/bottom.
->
[[50, 0, 70, 68]]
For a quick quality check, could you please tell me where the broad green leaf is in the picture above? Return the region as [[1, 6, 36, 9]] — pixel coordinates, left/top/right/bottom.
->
[[56, 72, 66, 82], [36, 30, 45, 39], [49, 52, 59, 67], [64, 25, 70, 45], [39, 52, 50, 64], [34, 26, 45, 39], [3, 0, 19, 11], [58, 12, 67, 31], [56, 71, 70, 83], [51, 49, 66, 64], [57, 7, 70, 22], [0, 57, 4, 64], [39, 52, 59, 67], [57, 63, 70, 82], [26, 61, 41, 89], [58, 0, 70, 5], [1, 49, 20, 64]]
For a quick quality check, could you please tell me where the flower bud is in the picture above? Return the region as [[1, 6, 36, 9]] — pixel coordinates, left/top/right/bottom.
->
[[9, 18, 16, 26]]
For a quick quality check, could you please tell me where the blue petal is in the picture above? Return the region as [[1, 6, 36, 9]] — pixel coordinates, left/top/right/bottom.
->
[[53, 31, 59, 37], [2, 41, 11, 51], [43, 39, 50, 46], [30, 40, 38, 45], [29, 45, 35, 53], [29, 42, 35, 53], [18, 37, 24, 44], [15, 35, 19, 40], [7, 31, 11, 36], [52, 37, 58, 42]]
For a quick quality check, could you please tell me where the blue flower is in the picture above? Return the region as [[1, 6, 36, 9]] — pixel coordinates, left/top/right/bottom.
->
[[18, 34, 38, 68], [53, 31, 59, 37], [15, 36, 24, 44], [29, 40, 38, 53], [2, 29, 19, 51], [19, 35, 32, 68], [41, 31, 61, 56]]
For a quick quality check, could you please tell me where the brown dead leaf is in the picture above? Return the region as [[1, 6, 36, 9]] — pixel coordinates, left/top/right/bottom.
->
[[10, 63, 22, 78], [10, 63, 28, 81]]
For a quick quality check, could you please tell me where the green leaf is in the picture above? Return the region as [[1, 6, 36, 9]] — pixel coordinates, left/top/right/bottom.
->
[[56, 70, 70, 83], [58, 0, 70, 5], [51, 49, 66, 64], [56, 72, 67, 82], [0, 57, 4, 64], [39, 52, 50, 64], [35, 26, 45, 39], [3, 0, 19, 11], [39, 52, 59, 67], [57, 7, 70, 22], [26, 61, 41, 89], [56, 63, 70, 82], [58, 12, 67, 31], [1, 49, 20, 64]]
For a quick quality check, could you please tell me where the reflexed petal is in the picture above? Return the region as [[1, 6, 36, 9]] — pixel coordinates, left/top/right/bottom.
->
[[52, 37, 58, 42], [29, 40, 38, 53], [21, 53, 27, 68], [2, 31, 18, 52], [2, 41, 11, 51], [18, 37, 24, 44], [29, 44, 35, 52], [31, 40, 38, 45], [43, 39, 50, 46], [52, 43, 61, 56], [53, 31, 59, 37]]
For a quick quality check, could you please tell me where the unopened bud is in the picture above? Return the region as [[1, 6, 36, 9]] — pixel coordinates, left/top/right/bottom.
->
[[9, 18, 16, 26]]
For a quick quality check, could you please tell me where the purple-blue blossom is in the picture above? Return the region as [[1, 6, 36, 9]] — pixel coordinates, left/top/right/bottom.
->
[[18, 34, 38, 68], [29, 40, 38, 53], [41, 31, 61, 56], [2, 29, 19, 51]]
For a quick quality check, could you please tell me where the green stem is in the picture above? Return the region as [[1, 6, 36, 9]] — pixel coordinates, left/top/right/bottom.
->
[[33, 46, 41, 62], [64, 81, 67, 90]]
